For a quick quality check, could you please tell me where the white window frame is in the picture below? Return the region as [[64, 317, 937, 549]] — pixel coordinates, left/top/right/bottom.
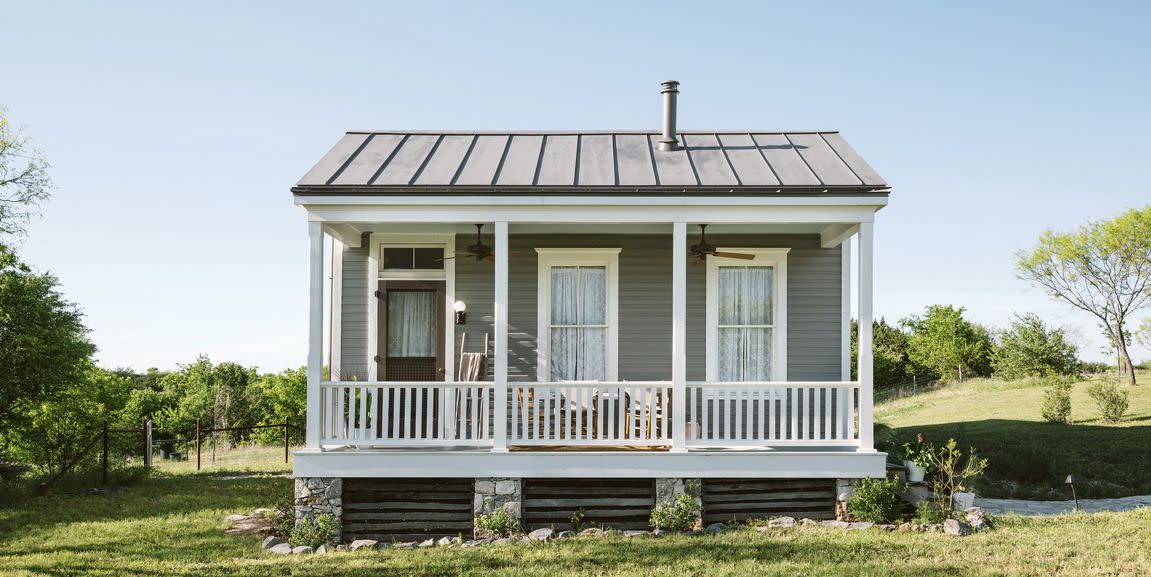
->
[[536, 248, 621, 382], [366, 233, 456, 382], [705, 248, 789, 382]]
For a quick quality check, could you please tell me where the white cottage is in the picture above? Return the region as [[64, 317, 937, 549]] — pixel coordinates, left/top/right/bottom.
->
[[291, 82, 889, 540]]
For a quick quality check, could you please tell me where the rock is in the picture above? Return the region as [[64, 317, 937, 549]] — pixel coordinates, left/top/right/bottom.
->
[[336, 544, 348, 551], [492, 537, 515, 545], [820, 520, 850, 529], [418, 538, 436, 548], [800, 518, 818, 526], [394, 542, 416, 549], [768, 516, 796, 529], [623, 530, 650, 538], [954, 492, 976, 511], [225, 514, 248, 522], [267, 543, 294, 555], [897, 522, 914, 532], [350, 539, 379, 551], [292, 545, 314, 554], [261, 536, 283, 550], [943, 519, 972, 536], [879, 524, 898, 531], [848, 522, 874, 530], [377, 542, 391, 550], [250, 508, 273, 519], [925, 523, 943, 533], [437, 536, 456, 546], [578, 528, 605, 537], [556, 530, 575, 539], [528, 528, 554, 541], [315, 544, 330, 554], [495, 480, 518, 495], [463, 537, 492, 548], [650, 528, 671, 537], [705, 522, 727, 534]]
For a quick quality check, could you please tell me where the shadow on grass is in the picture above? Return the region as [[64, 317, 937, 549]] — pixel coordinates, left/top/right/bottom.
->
[[893, 419, 1151, 499]]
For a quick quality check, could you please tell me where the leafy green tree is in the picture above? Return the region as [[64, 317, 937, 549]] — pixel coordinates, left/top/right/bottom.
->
[[0, 107, 52, 237], [250, 367, 306, 444], [152, 356, 260, 445], [851, 318, 914, 388], [1016, 206, 1151, 386], [992, 313, 1080, 379], [0, 245, 96, 455], [902, 305, 993, 382]]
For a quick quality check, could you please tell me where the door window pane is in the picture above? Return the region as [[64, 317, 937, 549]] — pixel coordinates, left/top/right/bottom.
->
[[387, 291, 436, 357]]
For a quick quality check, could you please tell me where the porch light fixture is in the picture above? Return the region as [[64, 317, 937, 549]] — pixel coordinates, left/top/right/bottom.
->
[[454, 300, 467, 325], [1065, 474, 1078, 511]]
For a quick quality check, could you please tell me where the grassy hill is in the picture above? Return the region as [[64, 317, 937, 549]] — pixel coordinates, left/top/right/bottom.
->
[[876, 372, 1151, 499]]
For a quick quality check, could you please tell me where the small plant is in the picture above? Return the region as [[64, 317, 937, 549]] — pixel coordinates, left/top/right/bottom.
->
[[1040, 379, 1073, 424], [290, 514, 338, 549], [913, 500, 950, 524], [570, 508, 587, 533], [1086, 381, 1129, 423], [900, 433, 935, 470], [272, 493, 296, 537], [649, 494, 701, 531], [475, 506, 520, 538], [846, 477, 904, 523], [927, 438, 988, 513]]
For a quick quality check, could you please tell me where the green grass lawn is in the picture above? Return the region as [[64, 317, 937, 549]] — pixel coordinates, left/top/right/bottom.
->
[[876, 372, 1151, 499], [2, 469, 1150, 577]]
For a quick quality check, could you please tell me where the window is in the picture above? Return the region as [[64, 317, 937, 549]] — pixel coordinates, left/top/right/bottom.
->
[[382, 247, 444, 271], [537, 249, 620, 382], [706, 249, 789, 382]]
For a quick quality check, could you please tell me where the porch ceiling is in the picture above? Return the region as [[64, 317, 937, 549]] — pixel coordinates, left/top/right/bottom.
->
[[293, 131, 889, 196]]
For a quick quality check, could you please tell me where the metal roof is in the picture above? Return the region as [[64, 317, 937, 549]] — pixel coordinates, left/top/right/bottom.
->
[[293, 131, 888, 195]]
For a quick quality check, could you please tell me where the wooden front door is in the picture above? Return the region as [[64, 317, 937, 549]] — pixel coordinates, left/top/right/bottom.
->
[[376, 280, 446, 382]]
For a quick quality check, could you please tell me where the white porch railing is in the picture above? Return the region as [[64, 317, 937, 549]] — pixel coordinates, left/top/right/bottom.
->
[[509, 382, 674, 446], [317, 380, 858, 449], [319, 382, 494, 447], [684, 382, 859, 447]]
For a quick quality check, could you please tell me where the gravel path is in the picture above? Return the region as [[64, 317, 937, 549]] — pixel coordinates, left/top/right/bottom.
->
[[974, 495, 1151, 516]]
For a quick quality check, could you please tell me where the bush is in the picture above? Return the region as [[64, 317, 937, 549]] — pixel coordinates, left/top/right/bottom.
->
[[1040, 380, 1072, 424], [992, 314, 1080, 380], [649, 494, 701, 531], [1086, 381, 1129, 423], [847, 477, 904, 523], [474, 506, 520, 537], [913, 500, 950, 524], [290, 514, 338, 549]]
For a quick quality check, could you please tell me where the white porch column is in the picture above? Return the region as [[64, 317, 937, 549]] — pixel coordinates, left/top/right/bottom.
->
[[306, 221, 324, 449], [671, 222, 688, 452], [493, 221, 509, 452], [857, 222, 875, 452]]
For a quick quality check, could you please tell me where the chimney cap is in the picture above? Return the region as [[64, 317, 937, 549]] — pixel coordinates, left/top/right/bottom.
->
[[661, 80, 680, 93]]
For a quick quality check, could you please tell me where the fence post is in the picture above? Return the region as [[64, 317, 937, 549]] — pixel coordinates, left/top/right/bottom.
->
[[144, 420, 153, 467], [283, 416, 290, 464], [101, 420, 109, 486], [195, 419, 202, 471]]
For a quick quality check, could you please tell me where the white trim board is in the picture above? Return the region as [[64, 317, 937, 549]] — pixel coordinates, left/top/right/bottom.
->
[[303, 205, 880, 225], [535, 248, 621, 382], [296, 195, 889, 208], [705, 248, 790, 382]]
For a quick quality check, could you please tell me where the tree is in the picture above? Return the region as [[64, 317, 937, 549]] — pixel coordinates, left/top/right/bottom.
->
[[902, 305, 993, 382], [0, 107, 52, 237], [992, 313, 1080, 380], [1016, 207, 1151, 386], [0, 245, 96, 454], [851, 318, 914, 388]]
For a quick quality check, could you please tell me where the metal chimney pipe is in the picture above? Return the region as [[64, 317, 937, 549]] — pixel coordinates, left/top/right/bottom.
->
[[658, 80, 680, 151]]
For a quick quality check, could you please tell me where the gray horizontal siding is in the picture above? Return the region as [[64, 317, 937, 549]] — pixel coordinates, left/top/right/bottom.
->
[[338, 234, 370, 381], [343, 233, 843, 382]]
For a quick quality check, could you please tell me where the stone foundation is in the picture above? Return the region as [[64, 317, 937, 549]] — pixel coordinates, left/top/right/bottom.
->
[[294, 477, 342, 540], [474, 477, 522, 526]]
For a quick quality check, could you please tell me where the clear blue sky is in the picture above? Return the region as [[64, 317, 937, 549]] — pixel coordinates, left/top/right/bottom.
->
[[6, 0, 1150, 372]]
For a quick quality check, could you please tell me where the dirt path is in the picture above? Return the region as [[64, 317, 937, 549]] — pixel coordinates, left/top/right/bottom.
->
[[974, 495, 1151, 516]]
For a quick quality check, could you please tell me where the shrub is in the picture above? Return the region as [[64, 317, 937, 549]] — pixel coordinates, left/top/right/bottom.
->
[[847, 477, 904, 523], [272, 493, 295, 538], [475, 506, 520, 538], [290, 514, 338, 549], [927, 438, 988, 512], [1086, 381, 1129, 423], [991, 314, 1080, 379], [649, 494, 701, 531], [1040, 380, 1072, 424], [913, 500, 950, 524]]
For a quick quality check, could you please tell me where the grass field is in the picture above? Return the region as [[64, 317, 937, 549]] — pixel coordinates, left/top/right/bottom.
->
[[876, 372, 1151, 499], [2, 468, 1150, 577]]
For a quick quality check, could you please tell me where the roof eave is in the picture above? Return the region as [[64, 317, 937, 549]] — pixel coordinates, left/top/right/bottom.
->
[[290, 185, 891, 197]]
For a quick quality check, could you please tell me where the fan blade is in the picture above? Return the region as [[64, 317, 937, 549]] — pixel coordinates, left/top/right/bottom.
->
[[713, 251, 756, 260], [690, 257, 706, 265], [484, 254, 495, 263]]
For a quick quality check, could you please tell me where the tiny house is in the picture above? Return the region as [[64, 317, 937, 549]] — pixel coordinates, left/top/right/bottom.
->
[[291, 82, 889, 540]]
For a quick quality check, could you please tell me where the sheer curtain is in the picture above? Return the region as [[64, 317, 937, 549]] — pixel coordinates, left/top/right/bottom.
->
[[717, 266, 774, 381], [550, 266, 607, 381], [387, 291, 436, 357]]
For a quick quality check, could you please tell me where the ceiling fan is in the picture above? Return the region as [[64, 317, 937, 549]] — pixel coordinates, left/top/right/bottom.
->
[[690, 224, 755, 263], [442, 224, 517, 263]]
